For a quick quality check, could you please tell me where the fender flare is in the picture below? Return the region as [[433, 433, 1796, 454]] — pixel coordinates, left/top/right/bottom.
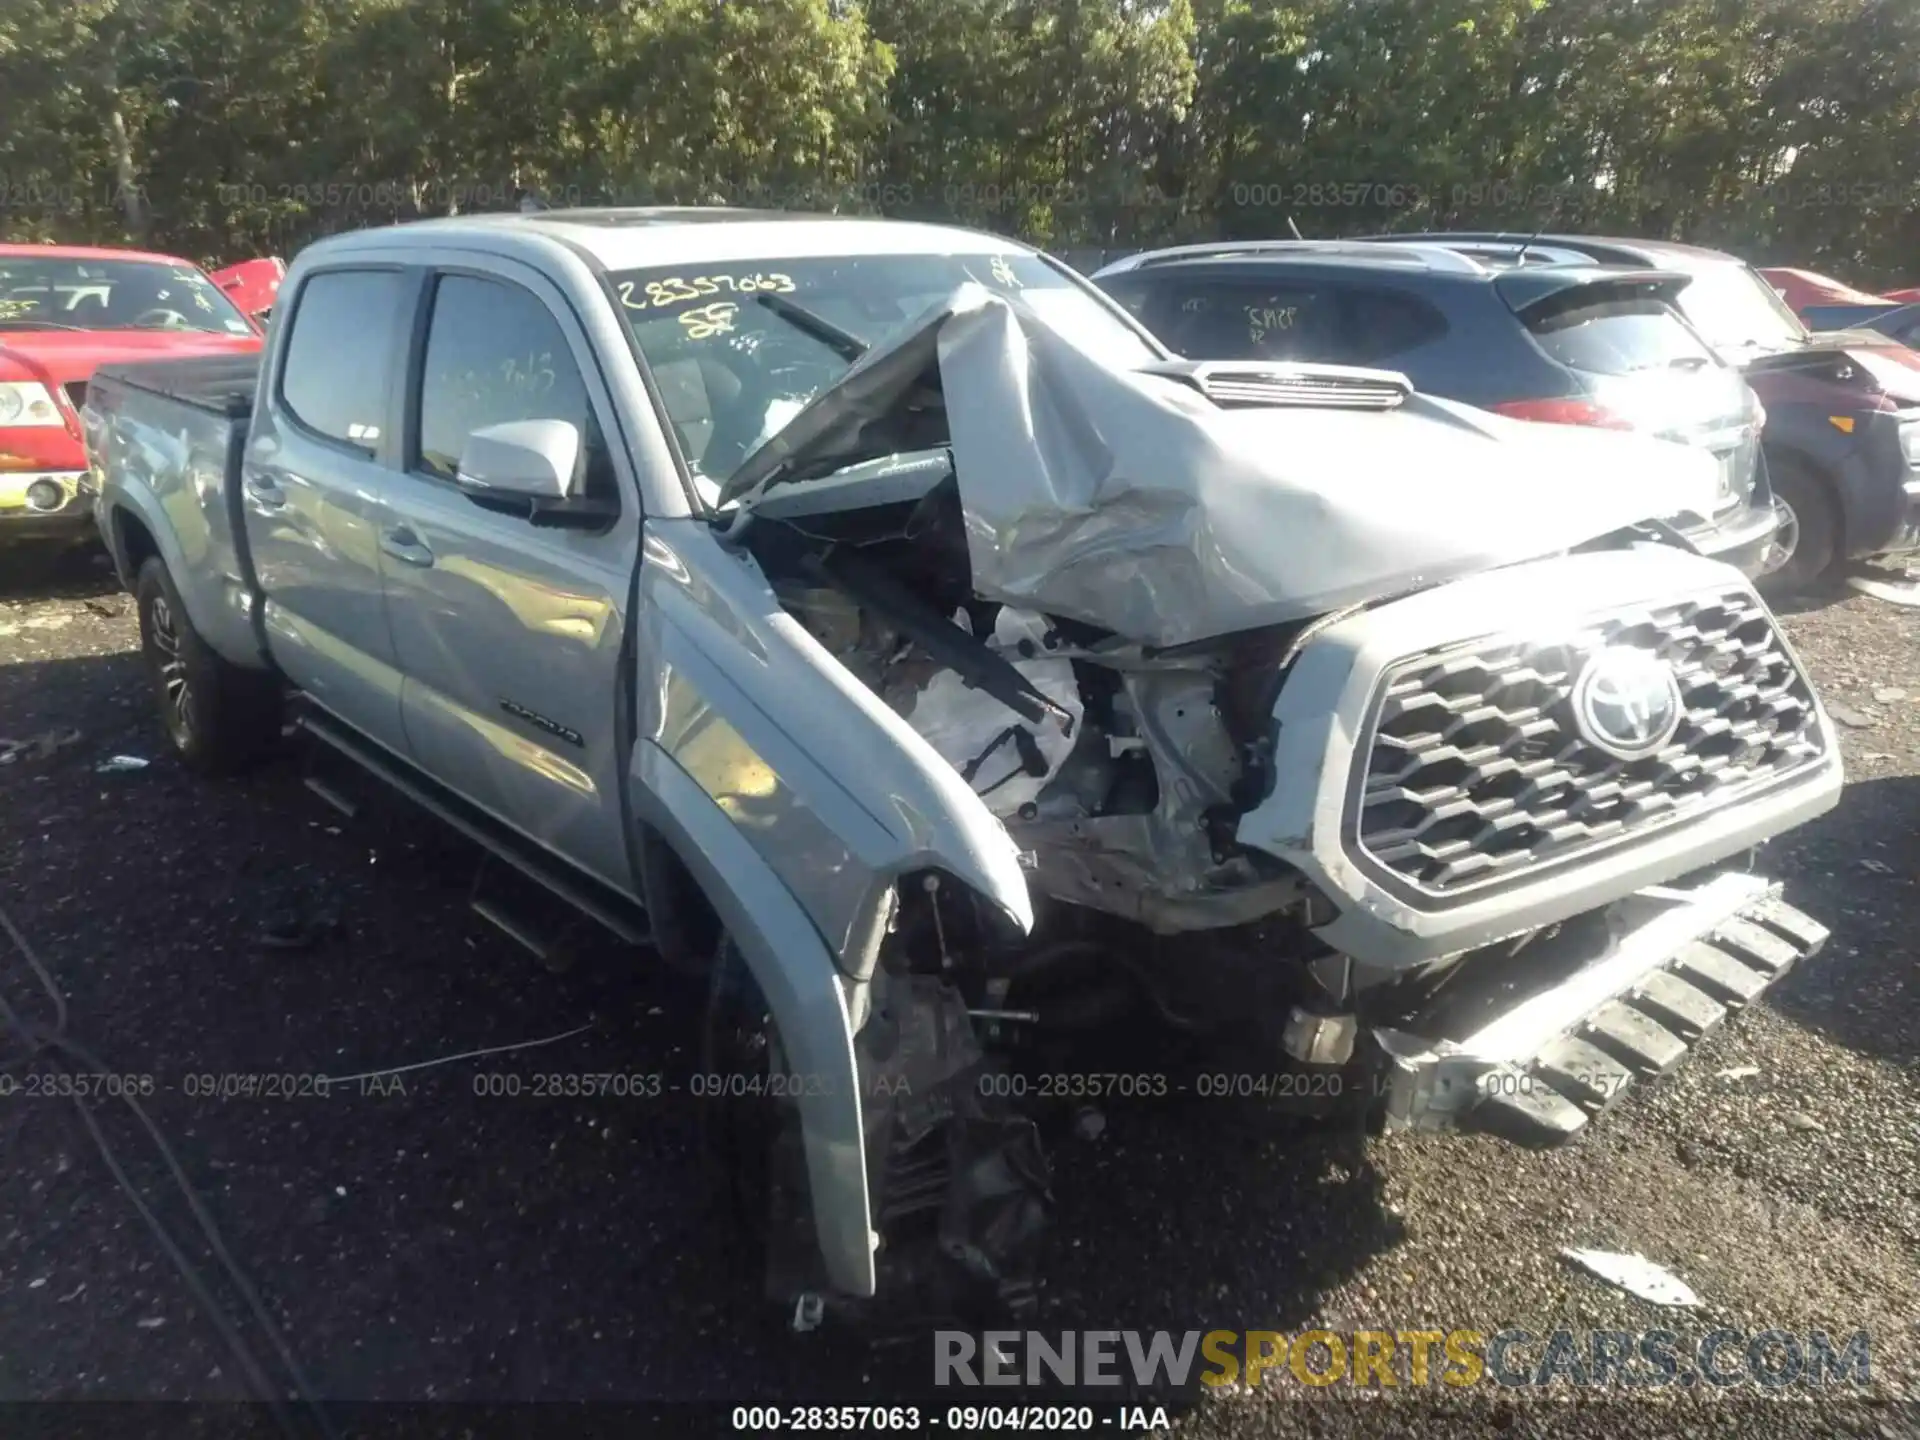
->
[[631, 738, 876, 1299], [99, 439, 271, 672], [107, 486, 204, 624]]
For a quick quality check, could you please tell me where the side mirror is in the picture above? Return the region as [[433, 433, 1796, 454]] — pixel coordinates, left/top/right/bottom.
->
[[455, 419, 580, 501]]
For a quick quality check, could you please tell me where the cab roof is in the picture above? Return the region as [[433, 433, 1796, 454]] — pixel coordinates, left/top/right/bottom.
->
[[312, 207, 1035, 271]]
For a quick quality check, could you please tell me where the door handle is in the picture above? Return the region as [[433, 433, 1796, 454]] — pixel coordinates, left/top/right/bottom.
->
[[242, 476, 286, 511], [379, 526, 435, 568]]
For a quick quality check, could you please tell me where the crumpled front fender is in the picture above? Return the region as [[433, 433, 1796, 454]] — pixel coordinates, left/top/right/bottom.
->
[[630, 740, 877, 1297], [634, 518, 1035, 973], [628, 517, 1039, 1298]]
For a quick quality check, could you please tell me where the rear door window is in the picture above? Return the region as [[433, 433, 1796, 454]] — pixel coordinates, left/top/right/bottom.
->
[[278, 269, 407, 451], [412, 273, 617, 502], [1524, 294, 1718, 376], [1147, 279, 1337, 361], [1335, 289, 1449, 366]]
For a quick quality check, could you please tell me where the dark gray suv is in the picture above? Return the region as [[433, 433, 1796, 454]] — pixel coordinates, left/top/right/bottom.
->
[[1094, 240, 1783, 578]]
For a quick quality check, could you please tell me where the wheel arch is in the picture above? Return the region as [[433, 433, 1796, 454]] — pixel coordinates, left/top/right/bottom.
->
[[630, 737, 878, 1299], [1762, 441, 1848, 558]]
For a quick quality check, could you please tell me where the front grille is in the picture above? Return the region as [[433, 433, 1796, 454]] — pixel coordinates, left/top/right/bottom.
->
[[1354, 588, 1826, 896]]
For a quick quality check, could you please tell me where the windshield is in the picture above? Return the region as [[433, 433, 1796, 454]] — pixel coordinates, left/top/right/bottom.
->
[[1668, 261, 1806, 352], [608, 251, 1156, 501], [0, 257, 255, 336]]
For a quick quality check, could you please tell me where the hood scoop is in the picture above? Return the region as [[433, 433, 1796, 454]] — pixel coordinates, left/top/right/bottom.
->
[[1140, 359, 1411, 411]]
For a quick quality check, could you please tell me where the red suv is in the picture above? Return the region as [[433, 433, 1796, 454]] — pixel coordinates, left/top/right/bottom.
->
[[1, 244, 263, 545]]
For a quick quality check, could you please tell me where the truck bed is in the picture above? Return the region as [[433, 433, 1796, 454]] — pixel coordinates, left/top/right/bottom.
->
[[83, 358, 268, 672], [90, 353, 261, 420]]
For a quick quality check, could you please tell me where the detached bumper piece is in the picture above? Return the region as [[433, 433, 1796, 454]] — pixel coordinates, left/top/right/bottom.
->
[[1376, 872, 1827, 1147]]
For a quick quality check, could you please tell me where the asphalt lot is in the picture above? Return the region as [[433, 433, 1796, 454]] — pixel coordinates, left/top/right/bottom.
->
[[0, 545, 1916, 1438]]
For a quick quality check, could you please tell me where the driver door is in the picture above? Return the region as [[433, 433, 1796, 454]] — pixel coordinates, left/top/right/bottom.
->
[[376, 259, 642, 891]]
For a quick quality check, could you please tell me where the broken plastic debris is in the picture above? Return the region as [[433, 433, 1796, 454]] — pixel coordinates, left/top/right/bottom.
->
[[1561, 1248, 1701, 1307], [1717, 1065, 1761, 1081], [136, 1316, 166, 1329], [1782, 1110, 1825, 1134], [95, 755, 151, 773], [1846, 573, 1920, 606], [790, 1292, 825, 1333], [1825, 703, 1875, 728], [1860, 859, 1894, 875], [0, 728, 82, 766]]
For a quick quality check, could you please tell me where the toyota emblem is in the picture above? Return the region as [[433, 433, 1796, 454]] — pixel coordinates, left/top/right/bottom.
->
[[1571, 646, 1683, 760]]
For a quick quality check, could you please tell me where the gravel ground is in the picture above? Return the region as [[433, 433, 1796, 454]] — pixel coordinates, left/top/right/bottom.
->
[[1, 549, 1916, 1438]]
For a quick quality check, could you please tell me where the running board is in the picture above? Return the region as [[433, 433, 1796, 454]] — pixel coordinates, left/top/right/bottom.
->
[[292, 705, 651, 949]]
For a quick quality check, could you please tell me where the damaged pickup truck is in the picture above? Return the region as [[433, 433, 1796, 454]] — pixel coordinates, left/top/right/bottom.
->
[[83, 210, 1841, 1319]]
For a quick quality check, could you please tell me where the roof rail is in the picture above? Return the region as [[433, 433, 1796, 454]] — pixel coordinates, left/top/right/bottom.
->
[[1101, 238, 1490, 276], [1361, 235, 1598, 269]]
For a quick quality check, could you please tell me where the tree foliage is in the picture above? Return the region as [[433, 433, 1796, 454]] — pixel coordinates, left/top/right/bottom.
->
[[1, 0, 1914, 283]]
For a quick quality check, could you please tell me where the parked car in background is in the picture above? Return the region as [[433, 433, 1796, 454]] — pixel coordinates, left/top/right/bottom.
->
[[1798, 301, 1920, 350], [85, 208, 1838, 1319], [1753, 268, 1920, 349], [1367, 234, 1920, 593], [209, 256, 286, 322], [1756, 267, 1890, 313], [1094, 240, 1782, 578], [0, 244, 263, 546]]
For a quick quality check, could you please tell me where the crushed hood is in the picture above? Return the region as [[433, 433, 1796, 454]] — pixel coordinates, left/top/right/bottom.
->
[[730, 288, 1722, 648]]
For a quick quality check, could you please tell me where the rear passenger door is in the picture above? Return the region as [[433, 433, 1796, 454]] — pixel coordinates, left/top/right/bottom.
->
[[244, 266, 414, 755], [377, 260, 640, 891]]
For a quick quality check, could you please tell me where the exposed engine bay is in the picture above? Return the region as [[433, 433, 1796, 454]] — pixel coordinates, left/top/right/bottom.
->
[[751, 466, 1311, 935]]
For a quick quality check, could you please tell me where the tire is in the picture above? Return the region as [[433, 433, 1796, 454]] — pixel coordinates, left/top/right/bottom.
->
[[135, 557, 281, 773], [1759, 455, 1841, 598]]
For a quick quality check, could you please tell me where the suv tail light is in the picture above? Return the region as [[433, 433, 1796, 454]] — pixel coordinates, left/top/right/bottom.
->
[[1488, 398, 1635, 430]]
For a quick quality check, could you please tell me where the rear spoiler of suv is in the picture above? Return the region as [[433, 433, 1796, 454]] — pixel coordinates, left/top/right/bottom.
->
[[1493, 267, 1694, 317]]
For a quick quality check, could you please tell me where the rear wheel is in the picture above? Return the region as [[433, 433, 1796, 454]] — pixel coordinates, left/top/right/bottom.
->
[[1759, 456, 1840, 597], [135, 557, 281, 773]]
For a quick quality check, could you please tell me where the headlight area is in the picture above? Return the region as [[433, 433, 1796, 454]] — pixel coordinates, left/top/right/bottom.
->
[[0, 381, 66, 428], [1898, 413, 1920, 469]]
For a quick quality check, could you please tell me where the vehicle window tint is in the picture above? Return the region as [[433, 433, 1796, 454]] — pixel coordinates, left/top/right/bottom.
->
[[415, 273, 616, 500], [1526, 295, 1718, 376], [1151, 280, 1334, 361], [279, 270, 405, 450], [1097, 279, 1153, 323], [1336, 289, 1448, 365]]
